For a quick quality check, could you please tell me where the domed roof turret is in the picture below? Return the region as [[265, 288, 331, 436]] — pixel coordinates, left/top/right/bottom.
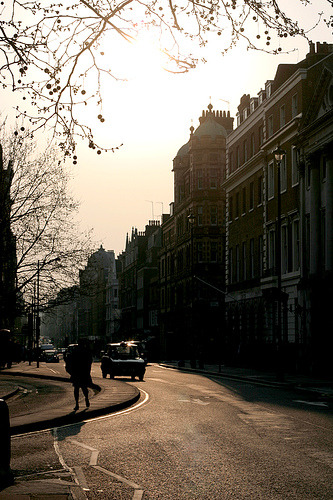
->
[[193, 117, 227, 139], [176, 142, 189, 158], [175, 104, 231, 158]]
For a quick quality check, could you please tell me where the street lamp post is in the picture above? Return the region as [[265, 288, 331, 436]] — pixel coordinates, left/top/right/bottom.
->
[[36, 260, 40, 368], [35, 256, 60, 368], [274, 147, 286, 382], [187, 213, 196, 368]]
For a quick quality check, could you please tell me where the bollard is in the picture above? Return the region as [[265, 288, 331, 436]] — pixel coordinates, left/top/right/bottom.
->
[[0, 399, 13, 489]]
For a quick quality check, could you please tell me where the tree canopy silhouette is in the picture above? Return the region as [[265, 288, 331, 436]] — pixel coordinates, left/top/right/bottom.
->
[[1, 1, 331, 157]]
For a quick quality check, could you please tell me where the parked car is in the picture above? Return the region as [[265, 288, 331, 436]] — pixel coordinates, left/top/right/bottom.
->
[[42, 349, 59, 363], [40, 343, 54, 352], [100, 341, 146, 380]]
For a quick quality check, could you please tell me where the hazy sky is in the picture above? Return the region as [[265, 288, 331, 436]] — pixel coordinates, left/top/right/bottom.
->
[[2, 1, 332, 257]]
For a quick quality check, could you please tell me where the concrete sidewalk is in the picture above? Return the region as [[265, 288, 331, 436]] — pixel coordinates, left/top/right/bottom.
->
[[160, 360, 333, 401], [0, 363, 141, 435]]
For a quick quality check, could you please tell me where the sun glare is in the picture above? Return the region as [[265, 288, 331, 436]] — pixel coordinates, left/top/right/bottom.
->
[[120, 31, 168, 81]]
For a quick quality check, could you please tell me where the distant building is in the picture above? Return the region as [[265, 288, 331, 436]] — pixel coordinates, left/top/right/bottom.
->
[[79, 246, 115, 352], [105, 255, 120, 343], [118, 221, 162, 341]]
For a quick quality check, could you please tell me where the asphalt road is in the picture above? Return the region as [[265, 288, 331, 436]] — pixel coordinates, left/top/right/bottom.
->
[[8, 363, 333, 499]]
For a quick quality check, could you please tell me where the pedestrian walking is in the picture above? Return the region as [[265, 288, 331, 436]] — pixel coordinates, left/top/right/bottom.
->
[[65, 339, 93, 411]]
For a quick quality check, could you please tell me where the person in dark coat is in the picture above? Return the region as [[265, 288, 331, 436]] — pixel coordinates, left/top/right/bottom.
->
[[65, 339, 92, 411]]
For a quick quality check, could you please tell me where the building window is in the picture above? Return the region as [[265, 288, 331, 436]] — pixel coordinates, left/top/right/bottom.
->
[[258, 175, 263, 205], [292, 147, 299, 186], [229, 248, 233, 284], [259, 125, 264, 146], [292, 219, 300, 271], [235, 192, 240, 218], [250, 99, 257, 113], [259, 235, 264, 276], [210, 168, 218, 189], [251, 133, 255, 157], [236, 146, 240, 168], [229, 151, 234, 173], [197, 242, 203, 263], [250, 238, 254, 278], [211, 242, 218, 262], [198, 169, 203, 189], [244, 139, 248, 163], [249, 182, 254, 211], [280, 155, 287, 193], [197, 206, 203, 226], [236, 245, 240, 282], [242, 241, 246, 280], [229, 196, 233, 221], [258, 91, 265, 105], [292, 93, 298, 118], [268, 161, 274, 199], [267, 115, 273, 138], [242, 187, 246, 215], [266, 82, 272, 98], [281, 224, 288, 274], [268, 228, 275, 271], [179, 184, 185, 202], [210, 206, 218, 226], [280, 104, 286, 128]]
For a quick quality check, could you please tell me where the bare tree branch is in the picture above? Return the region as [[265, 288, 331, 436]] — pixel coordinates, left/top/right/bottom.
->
[[0, 1, 331, 156], [0, 128, 95, 310]]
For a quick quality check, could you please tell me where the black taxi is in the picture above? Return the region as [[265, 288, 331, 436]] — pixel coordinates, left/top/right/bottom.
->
[[100, 341, 146, 381]]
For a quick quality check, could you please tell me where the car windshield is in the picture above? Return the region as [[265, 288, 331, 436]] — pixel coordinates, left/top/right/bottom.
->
[[108, 344, 139, 359], [41, 344, 54, 351]]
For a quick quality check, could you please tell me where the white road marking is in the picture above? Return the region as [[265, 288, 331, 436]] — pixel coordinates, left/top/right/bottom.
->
[[192, 398, 210, 405], [149, 377, 178, 385], [69, 439, 99, 466], [238, 411, 292, 431], [93, 465, 144, 499], [48, 368, 59, 374], [52, 428, 88, 498], [293, 400, 329, 408], [55, 432, 145, 497], [74, 466, 90, 491]]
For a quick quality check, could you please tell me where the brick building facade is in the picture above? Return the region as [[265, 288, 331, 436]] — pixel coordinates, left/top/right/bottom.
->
[[159, 106, 234, 362], [223, 42, 333, 373]]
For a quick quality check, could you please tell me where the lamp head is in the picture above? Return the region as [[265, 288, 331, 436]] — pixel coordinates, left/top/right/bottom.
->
[[274, 146, 286, 162], [187, 213, 196, 224]]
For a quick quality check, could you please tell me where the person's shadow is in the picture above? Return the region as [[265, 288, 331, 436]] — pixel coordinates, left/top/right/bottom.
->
[[52, 421, 85, 441]]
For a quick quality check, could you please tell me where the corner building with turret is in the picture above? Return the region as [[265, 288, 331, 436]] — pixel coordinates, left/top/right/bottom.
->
[[159, 105, 233, 363]]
